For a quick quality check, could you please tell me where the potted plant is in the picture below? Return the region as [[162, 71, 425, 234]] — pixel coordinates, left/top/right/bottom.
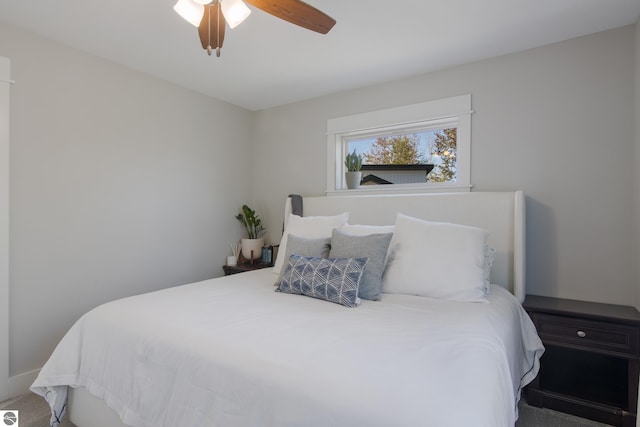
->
[[235, 204, 266, 261], [344, 149, 363, 189]]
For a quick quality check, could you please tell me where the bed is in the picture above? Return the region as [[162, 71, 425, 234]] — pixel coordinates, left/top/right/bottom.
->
[[31, 191, 544, 427]]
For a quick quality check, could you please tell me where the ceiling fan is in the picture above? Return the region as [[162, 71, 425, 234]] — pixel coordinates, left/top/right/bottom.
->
[[173, 0, 336, 57]]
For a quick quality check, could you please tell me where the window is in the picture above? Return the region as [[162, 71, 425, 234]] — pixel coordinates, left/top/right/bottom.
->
[[346, 124, 457, 185], [326, 95, 472, 194]]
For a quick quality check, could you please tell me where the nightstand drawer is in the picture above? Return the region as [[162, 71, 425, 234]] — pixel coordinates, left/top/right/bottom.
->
[[534, 313, 638, 358]]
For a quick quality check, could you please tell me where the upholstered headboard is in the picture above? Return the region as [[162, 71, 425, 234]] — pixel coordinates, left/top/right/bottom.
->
[[284, 191, 525, 302]]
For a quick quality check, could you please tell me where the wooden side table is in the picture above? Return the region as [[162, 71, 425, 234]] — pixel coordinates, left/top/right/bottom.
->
[[523, 295, 640, 427], [223, 261, 272, 276]]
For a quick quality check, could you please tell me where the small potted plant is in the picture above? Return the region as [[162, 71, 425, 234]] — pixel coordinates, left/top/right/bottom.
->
[[235, 204, 266, 261], [344, 149, 363, 189]]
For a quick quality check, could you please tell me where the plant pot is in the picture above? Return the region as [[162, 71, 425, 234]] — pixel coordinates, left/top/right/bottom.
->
[[241, 238, 264, 261], [345, 171, 362, 189]]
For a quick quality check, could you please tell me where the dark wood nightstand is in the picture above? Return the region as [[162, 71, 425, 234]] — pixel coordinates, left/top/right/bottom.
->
[[222, 261, 272, 276], [523, 295, 640, 427]]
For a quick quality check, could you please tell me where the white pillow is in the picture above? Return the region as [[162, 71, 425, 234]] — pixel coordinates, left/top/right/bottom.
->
[[340, 224, 395, 236], [382, 213, 488, 302], [273, 212, 349, 274]]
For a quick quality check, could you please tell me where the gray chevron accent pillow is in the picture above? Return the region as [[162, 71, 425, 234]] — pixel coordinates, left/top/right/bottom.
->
[[276, 255, 368, 307]]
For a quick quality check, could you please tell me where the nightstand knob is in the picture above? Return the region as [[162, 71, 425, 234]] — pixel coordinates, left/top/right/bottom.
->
[[576, 330, 586, 338]]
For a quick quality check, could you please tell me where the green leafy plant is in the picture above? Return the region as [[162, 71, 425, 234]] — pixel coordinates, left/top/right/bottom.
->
[[344, 149, 363, 172], [235, 204, 265, 239]]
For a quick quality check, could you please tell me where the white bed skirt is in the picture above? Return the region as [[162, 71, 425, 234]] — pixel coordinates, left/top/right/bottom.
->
[[69, 386, 125, 427]]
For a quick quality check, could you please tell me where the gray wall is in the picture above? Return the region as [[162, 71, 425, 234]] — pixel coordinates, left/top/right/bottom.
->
[[0, 24, 253, 378], [253, 25, 636, 306]]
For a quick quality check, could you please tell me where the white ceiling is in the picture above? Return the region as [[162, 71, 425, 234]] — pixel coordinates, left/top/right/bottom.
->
[[0, 1, 639, 111]]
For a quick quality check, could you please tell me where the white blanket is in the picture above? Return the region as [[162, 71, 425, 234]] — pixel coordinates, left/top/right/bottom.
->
[[32, 269, 543, 427]]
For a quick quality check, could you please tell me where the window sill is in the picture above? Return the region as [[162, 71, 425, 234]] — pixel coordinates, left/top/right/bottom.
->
[[326, 184, 472, 197]]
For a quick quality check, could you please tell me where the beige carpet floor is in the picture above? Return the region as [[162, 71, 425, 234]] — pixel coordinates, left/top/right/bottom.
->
[[0, 392, 75, 427], [1, 392, 613, 427]]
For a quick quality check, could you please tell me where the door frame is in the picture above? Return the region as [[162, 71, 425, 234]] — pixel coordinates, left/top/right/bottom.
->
[[0, 56, 11, 402]]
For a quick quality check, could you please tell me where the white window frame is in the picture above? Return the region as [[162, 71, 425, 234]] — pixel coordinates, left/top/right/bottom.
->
[[0, 56, 10, 401], [326, 94, 472, 195]]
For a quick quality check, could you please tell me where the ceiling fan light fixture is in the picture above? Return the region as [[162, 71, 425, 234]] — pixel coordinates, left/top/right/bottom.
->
[[220, 0, 251, 29], [179, 0, 335, 57], [173, 0, 205, 27]]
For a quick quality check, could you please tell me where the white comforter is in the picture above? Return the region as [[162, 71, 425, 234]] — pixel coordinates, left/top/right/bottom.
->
[[32, 269, 543, 427]]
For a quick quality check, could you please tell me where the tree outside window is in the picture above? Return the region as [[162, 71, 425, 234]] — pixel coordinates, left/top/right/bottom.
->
[[348, 128, 457, 184]]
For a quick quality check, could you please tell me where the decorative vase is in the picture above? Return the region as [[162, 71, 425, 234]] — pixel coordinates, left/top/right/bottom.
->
[[241, 238, 264, 261], [345, 171, 362, 189]]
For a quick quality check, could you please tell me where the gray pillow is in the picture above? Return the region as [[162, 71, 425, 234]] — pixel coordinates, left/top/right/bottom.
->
[[274, 234, 331, 286], [329, 228, 392, 301]]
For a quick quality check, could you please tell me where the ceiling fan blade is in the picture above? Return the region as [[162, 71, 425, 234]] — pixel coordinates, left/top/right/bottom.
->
[[198, 2, 226, 56], [244, 0, 336, 34]]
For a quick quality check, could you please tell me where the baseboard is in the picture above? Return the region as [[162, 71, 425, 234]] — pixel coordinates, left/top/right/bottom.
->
[[7, 368, 40, 399]]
